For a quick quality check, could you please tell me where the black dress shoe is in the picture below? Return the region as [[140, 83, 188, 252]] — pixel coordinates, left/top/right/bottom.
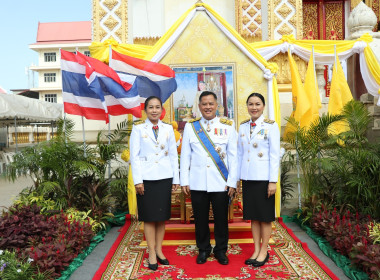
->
[[214, 252, 229, 265], [148, 262, 158, 270], [196, 251, 210, 264], [157, 256, 169, 265], [253, 252, 269, 267], [244, 258, 257, 265]]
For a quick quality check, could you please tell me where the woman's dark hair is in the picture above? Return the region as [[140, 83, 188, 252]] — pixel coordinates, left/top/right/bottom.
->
[[199, 91, 217, 102], [246, 92, 265, 105], [144, 96, 162, 109]]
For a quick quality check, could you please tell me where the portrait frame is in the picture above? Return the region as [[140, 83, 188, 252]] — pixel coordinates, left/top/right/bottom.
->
[[170, 63, 237, 131]]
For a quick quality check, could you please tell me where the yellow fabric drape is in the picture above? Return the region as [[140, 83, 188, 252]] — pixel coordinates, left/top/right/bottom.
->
[[250, 34, 356, 54], [364, 46, 380, 91], [289, 52, 311, 128], [303, 51, 321, 128], [272, 77, 282, 217], [328, 55, 353, 135], [89, 39, 153, 63], [127, 164, 137, 215]]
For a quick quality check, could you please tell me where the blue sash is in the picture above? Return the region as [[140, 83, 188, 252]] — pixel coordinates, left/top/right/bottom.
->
[[191, 120, 228, 181]]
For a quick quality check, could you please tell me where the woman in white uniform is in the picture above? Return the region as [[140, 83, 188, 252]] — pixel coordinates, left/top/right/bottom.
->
[[130, 96, 180, 270], [237, 93, 280, 267]]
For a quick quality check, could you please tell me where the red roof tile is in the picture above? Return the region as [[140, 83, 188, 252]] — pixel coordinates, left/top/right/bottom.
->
[[36, 21, 92, 43]]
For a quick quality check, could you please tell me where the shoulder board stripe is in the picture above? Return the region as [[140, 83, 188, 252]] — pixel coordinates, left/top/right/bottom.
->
[[220, 118, 233, 126], [264, 119, 275, 124], [188, 117, 201, 123], [133, 120, 145, 125], [240, 119, 250, 124]]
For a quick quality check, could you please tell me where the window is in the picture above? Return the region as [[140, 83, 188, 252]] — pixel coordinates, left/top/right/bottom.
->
[[84, 51, 91, 57], [44, 52, 56, 62], [44, 73, 56, 83], [45, 94, 57, 103]]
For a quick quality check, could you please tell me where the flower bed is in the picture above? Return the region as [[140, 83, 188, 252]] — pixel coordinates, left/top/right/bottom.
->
[[301, 207, 380, 280], [0, 205, 94, 279]]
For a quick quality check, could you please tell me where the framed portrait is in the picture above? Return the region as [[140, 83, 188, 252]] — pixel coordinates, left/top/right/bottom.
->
[[171, 64, 236, 131]]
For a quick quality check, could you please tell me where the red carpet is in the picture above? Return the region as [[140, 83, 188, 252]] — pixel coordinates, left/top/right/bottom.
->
[[93, 216, 339, 279]]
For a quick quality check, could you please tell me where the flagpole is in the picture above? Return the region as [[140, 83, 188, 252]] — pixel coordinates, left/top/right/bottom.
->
[[60, 48, 67, 145], [289, 47, 302, 209], [312, 45, 322, 176], [14, 116, 18, 153], [63, 112, 67, 144], [108, 115, 111, 178]]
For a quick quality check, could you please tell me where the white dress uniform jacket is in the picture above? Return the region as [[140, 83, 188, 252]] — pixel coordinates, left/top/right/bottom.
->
[[180, 117, 238, 192], [130, 119, 179, 185], [237, 115, 280, 182]]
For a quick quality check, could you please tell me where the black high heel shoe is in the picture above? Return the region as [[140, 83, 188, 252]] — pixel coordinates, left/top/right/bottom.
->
[[253, 252, 269, 267], [148, 262, 158, 270], [157, 256, 170, 265], [244, 258, 257, 265]]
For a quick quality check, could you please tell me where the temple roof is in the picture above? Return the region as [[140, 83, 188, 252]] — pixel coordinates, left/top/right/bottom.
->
[[32, 21, 92, 45]]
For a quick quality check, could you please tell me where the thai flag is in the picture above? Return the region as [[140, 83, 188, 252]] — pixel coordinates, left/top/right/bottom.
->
[[61, 50, 142, 122], [109, 49, 177, 109]]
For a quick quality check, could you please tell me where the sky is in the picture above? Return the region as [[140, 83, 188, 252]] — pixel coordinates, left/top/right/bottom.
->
[[0, 0, 91, 93]]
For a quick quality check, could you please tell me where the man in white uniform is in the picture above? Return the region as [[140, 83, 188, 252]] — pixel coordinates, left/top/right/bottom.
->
[[180, 91, 237, 265]]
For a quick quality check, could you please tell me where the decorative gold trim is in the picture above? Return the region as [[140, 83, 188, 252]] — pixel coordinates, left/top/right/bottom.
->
[[235, 0, 242, 32], [296, 0, 303, 39], [103, 0, 118, 11], [133, 36, 161, 45], [254, 1, 261, 10], [278, 23, 293, 35], [92, 0, 128, 43], [104, 15, 118, 31], [247, 8, 258, 17], [278, 3, 292, 18], [268, 0, 303, 39]]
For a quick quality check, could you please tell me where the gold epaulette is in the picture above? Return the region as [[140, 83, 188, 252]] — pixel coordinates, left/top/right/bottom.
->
[[264, 118, 275, 124], [161, 120, 170, 125], [188, 117, 201, 123], [240, 119, 250, 125], [133, 119, 145, 125], [220, 117, 233, 126]]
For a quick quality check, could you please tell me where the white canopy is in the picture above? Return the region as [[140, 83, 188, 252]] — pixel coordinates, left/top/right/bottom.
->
[[0, 94, 63, 124]]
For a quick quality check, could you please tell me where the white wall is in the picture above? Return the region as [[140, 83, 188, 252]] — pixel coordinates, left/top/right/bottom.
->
[[130, 0, 235, 38]]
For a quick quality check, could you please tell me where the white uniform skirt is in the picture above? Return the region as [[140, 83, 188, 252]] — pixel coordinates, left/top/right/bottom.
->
[[136, 178, 172, 222]]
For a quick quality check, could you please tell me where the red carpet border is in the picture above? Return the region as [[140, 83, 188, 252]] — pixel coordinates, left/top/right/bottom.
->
[[93, 216, 339, 280]]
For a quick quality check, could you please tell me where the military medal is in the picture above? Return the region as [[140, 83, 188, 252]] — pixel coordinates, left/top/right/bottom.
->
[[207, 123, 211, 132]]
